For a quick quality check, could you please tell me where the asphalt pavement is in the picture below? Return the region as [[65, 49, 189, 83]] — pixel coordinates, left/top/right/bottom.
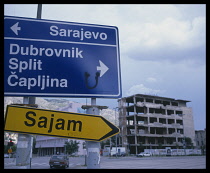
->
[[4, 156, 86, 169], [100, 155, 206, 169], [4, 155, 206, 169]]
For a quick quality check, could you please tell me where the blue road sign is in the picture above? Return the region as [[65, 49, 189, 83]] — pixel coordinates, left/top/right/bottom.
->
[[4, 16, 121, 98]]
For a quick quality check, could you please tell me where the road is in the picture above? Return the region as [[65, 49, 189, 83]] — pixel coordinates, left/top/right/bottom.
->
[[4, 155, 206, 169], [4, 156, 86, 169], [100, 156, 206, 169]]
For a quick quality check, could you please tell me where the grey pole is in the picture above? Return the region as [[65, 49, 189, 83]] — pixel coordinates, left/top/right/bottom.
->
[[115, 108, 117, 158], [85, 98, 101, 169], [16, 4, 41, 168], [110, 137, 112, 157], [37, 4, 42, 19]]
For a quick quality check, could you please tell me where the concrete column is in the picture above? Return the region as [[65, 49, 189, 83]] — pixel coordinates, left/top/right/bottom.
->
[[145, 137, 148, 145], [16, 97, 35, 169], [16, 134, 33, 168], [144, 106, 148, 114], [85, 98, 101, 169], [133, 96, 138, 155]]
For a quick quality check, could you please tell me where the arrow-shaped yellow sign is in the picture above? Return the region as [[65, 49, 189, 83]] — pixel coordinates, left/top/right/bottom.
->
[[4, 105, 120, 142]]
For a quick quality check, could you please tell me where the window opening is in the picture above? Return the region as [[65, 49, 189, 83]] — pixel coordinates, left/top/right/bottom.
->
[[168, 119, 175, 124], [171, 102, 178, 106], [167, 110, 174, 115], [146, 98, 153, 103], [163, 101, 170, 106], [155, 99, 162, 104]]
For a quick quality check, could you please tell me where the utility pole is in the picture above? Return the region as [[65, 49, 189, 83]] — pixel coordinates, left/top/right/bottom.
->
[[183, 136, 186, 155], [110, 137, 112, 157], [16, 4, 41, 168], [113, 107, 118, 158]]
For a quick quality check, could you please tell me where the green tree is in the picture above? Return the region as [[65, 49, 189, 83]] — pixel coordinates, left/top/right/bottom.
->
[[158, 143, 162, 149], [65, 140, 80, 155], [4, 144, 16, 153], [4, 145, 9, 153], [4, 137, 17, 153], [200, 145, 206, 155], [139, 142, 144, 153], [100, 140, 110, 149], [185, 137, 194, 149]]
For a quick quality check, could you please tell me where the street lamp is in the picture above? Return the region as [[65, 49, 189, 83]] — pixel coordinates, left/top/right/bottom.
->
[[182, 137, 186, 155], [113, 107, 119, 158]]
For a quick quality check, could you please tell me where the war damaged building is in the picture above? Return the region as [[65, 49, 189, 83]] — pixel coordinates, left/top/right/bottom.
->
[[118, 94, 195, 155]]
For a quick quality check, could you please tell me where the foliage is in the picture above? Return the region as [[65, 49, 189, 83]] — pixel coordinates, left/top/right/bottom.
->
[[4, 145, 16, 153], [158, 143, 162, 149], [65, 140, 80, 155], [100, 140, 110, 149], [185, 137, 194, 149]]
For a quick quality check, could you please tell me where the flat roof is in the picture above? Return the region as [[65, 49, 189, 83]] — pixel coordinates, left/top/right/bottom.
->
[[118, 94, 190, 103]]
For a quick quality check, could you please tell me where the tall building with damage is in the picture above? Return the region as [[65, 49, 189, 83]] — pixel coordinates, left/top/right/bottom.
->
[[118, 94, 195, 154]]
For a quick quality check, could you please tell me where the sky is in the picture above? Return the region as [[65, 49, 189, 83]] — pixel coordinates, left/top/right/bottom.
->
[[4, 4, 206, 130]]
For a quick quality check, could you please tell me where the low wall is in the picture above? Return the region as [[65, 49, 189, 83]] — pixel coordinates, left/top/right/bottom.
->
[[144, 149, 201, 156]]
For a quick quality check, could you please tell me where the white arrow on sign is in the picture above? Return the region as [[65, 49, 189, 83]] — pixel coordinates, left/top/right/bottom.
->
[[10, 22, 21, 35], [97, 60, 109, 77]]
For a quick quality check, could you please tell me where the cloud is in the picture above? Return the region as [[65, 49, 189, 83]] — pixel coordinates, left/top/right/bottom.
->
[[14, 4, 205, 66], [126, 84, 165, 96], [146, 77, 157, 83], [122, 16, 205, 64], [115, 5, 206, 65]]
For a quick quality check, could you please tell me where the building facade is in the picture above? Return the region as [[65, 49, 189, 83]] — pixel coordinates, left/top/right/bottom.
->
[[35, 136, 86, 156], [195, 129, 206, 154], [118, 94, 196, 155]]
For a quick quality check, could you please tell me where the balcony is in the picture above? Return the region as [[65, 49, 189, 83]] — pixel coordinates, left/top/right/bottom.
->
[[137, 102, 162, 108], [171, 123, 183, 128], [127, 130, 184, 138], [128, 143, 182, 147], [148, 122, 163, 127], [170, 132, 184, 137], [127, 122, 183, 130], [167, 123, 183, 128]]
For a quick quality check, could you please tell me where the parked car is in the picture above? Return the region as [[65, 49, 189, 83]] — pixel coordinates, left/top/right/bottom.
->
[[49, 155, 69, 169], [136, 152, 151, 157], [112, 152, 126, 157], [4, 154, 9, 158]]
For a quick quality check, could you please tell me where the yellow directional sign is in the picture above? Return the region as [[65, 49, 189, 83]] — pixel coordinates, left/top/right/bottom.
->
[[4, 105, 120, 142]]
